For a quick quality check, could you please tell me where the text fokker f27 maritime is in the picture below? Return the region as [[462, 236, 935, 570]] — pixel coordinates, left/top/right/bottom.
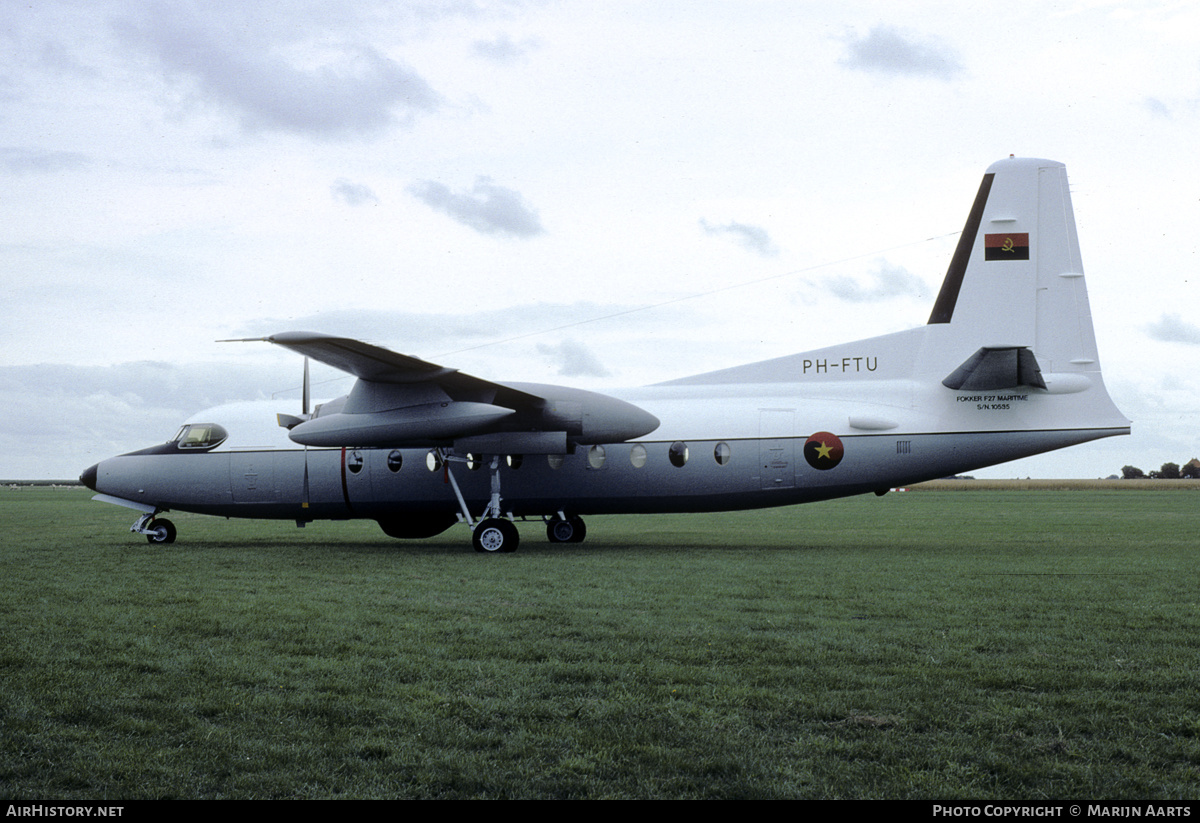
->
[[81, 157, 1130, 552]]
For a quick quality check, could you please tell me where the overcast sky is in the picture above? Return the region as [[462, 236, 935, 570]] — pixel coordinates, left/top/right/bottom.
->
[[2, 0, 1197, 480]]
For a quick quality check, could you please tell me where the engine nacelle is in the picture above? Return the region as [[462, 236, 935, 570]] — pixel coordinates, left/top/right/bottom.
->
[[288, 401, 514, 447]]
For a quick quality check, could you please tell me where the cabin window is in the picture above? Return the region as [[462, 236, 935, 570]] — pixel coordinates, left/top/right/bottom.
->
[[426, 451, 443, 472], [714, 442, 731, 465], [587, 445, 606, 469], [547, 454, 564, 470], [172, 423, 228, 450], [466, 453, 482, 471], [506, 455, 523, 469], [669, 441, 689, 468], [630, 444, 647, 468], [387, 450, 403, 472], [346, 450, 364, 474]]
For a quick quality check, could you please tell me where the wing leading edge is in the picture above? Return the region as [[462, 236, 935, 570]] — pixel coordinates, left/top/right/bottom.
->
[[263, 332, 659, 450]]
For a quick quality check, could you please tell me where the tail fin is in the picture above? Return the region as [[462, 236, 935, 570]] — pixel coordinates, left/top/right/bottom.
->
[[663, 155, 1127, 440], [921, 156, 1102, 391]]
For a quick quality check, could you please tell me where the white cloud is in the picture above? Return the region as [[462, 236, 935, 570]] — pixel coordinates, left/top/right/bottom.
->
[[699, 219, 778, 257], [813, 262, 930, 303], [0, 147, 90, 173], [472, 34, 539, 63], [119, 8, 441, 137], [1142, 97, 1172, 119], [839, 25, 963, 79], [536, 339, 610, 378], [408, 177, 545, 238], [331, 178, 379, 206], [1146, 314, 1200, 345]]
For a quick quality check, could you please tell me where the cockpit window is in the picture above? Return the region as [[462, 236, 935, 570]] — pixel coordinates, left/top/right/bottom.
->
[[173, 423, 229, 450]]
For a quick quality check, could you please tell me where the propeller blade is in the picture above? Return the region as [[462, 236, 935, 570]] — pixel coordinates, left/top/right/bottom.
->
[[302, 356, 310, 417]]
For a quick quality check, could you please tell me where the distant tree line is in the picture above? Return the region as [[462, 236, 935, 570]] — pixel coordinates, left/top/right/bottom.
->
[[1121, 459, 1200, 479]]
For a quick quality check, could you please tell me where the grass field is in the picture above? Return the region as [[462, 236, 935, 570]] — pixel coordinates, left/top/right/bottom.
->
[[2, 486, 1198, 799]]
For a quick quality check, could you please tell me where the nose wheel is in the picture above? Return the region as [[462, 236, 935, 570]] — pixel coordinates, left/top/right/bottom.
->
[[145, 518, 177, 544], [131, 511, 177, 544]]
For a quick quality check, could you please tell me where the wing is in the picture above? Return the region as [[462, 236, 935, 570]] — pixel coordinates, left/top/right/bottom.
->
[[262, 332, 659, 450], [266, 331, 546, 408]]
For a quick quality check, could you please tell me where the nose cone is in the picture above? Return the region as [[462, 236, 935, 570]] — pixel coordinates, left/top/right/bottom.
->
[[79, 463, 98, 491]]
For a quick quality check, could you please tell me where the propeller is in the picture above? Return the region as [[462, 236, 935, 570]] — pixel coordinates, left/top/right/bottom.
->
[[276, 356, 313, 430]]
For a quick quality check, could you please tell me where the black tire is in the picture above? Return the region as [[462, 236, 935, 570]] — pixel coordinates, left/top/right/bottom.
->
[[566, 516, 586, 543], [547, 516, 587, 544], [547, 518, 575, 543], [146, 518, 176, 545], [473, 518, 519, 553]]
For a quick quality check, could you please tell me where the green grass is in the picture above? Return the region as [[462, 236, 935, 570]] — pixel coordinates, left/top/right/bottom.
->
[[2, 487, 1199, 798]]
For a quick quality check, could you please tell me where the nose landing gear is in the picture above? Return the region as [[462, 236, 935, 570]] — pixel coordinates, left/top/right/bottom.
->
[[132, 511, 176, 544], [144, 518, 177, 544]]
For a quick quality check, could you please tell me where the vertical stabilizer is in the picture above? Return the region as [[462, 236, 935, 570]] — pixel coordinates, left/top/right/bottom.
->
[[921, 157, 1102, 387]]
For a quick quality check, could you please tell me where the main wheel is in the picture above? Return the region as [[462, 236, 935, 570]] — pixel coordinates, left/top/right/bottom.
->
[[547, 518, 576, 543], [546, 516, 587, 544], [473, 518, 519, 553], [566, 516, 586, 543], [146, 518, 176, 545]]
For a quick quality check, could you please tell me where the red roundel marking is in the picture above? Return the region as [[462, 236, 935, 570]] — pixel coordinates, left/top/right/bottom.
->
[[804, 431, 844, 470]]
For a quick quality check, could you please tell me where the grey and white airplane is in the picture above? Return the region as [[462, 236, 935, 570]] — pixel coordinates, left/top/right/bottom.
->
[[80, 157, 1130, 552]]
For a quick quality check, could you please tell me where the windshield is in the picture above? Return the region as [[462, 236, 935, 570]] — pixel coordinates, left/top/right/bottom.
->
[[172, 423, 229, 450]]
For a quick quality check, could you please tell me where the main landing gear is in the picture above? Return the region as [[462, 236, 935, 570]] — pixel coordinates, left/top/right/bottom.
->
[[546, 514, 586, 544], [436, 449, 588, 553], [438, 450, 523, 553]]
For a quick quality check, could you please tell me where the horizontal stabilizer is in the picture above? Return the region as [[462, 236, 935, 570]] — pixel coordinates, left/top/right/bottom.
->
[[942, 347, 1046, 391]]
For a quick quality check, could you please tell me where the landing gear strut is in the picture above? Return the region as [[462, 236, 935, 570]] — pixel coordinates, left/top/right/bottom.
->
[[439, 450, 521, 553], [437, 451, 589, 552]]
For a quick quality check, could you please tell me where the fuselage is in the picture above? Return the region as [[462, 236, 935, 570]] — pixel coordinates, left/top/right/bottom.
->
[[82, 370, 1128, 525]]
